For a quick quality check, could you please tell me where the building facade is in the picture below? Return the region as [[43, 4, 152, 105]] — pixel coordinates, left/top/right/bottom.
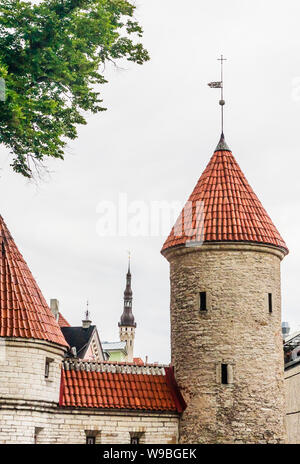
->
[[0, 131, 294, 444], [0, 214, 184, 444]]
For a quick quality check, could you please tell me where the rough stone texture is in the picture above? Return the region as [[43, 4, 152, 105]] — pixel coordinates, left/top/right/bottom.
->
[[0, 403, 179, 444], [285, 362, 300, 443], [163, 242, 287, 444], [0, 338, 65, 404]]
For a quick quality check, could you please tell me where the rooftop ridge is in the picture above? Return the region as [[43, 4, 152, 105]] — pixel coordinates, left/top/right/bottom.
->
[[60, 363, 186, 412], [63, 359, 170, 375]]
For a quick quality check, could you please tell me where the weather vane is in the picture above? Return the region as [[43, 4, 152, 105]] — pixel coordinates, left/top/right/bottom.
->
[[208, 54, 227, 133], [85, 299, 90, 320]]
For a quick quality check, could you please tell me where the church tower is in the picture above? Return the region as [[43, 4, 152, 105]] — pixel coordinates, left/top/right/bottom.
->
[[118, 258, 136, 362], [161, 132, 288, 444]]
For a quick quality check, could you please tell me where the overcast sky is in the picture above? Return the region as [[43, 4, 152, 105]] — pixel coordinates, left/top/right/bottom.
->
[[1, 0, 300, 363]]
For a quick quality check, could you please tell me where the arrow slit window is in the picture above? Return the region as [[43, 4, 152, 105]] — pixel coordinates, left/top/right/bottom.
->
[[199, 292, 207, 311], [221, 364, 228, 384], [268, 293, 273, 313]]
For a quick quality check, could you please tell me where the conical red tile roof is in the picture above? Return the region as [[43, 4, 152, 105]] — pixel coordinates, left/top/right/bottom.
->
[[0, 216, 68, 346], [162, 134, 288, 253], [58, 312, 71, 328]]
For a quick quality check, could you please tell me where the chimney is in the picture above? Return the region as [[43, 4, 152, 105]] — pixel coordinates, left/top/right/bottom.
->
[[82, 307, 92, 329], [50, 299, 59, 322], [71, 346, 77, 358], [82, 319, 92, 329]]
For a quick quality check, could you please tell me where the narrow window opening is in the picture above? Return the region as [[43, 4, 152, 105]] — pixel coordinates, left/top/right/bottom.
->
[[199, 292, 207, 311], [86, 436, 96, 444], [268, 293, 273, 313], [34, 427, 43, 444], [221, 363, 228, 384], [44, 359, 50, 378]]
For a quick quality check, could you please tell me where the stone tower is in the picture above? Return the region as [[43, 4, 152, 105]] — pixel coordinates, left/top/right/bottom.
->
[[161, 133, 288, 444], [118, 258, 136, 362], [0, 215, 67, 442]]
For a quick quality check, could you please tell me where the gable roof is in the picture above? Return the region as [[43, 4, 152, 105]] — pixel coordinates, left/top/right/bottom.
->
[[0, 215, 67, 347], [59, 360, 186, 413], [61, 325, 97, 358], [162, 134, 288, 254]]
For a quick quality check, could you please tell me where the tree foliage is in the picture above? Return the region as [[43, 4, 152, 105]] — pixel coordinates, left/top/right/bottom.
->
[[0, 0, 149, 177]]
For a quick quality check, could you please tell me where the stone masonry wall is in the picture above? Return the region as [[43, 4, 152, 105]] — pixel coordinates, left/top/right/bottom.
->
[[0, 338, 65, 404], [0, 403, 179, 444], [163, 243, 287, 444], [285, 362, 300, 443]]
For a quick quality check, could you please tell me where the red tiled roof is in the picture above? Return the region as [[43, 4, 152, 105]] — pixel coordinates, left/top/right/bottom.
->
[[58, 313, 71, 328], [0, 216, 68, 347], [162, 135, 288, 253], [60, 360, 186, 413], [133, 357, 144, 365]]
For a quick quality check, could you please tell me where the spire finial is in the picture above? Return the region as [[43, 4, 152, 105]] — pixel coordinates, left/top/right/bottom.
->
[[82, 299, 92, 328], [208, 54, 227, 134], [85, 300, 90, 320], [218, 54, 227, 133], [127, 250, 131, 272]]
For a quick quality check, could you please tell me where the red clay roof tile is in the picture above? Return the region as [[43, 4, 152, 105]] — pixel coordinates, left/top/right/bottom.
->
[[58, 312, 71, 328], [0, 216, 68, 347], [60, 361, 186, 413], [162, 137, 288, 253]]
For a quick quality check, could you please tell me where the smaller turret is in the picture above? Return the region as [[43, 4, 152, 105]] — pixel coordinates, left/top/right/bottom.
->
[[118, 256, 136, 362]]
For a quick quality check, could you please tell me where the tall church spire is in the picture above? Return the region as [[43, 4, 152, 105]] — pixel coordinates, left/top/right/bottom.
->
[[118, 255, 136, 362], [119, 254, 136, 328]]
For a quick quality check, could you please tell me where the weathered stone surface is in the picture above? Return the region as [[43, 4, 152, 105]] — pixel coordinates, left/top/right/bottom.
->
[[285, 362, 300, 443], [0, 404, 179, 443], [163, 242, 287, 444], [0, 337, 179, 444], [0, 338, 65, 404]]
